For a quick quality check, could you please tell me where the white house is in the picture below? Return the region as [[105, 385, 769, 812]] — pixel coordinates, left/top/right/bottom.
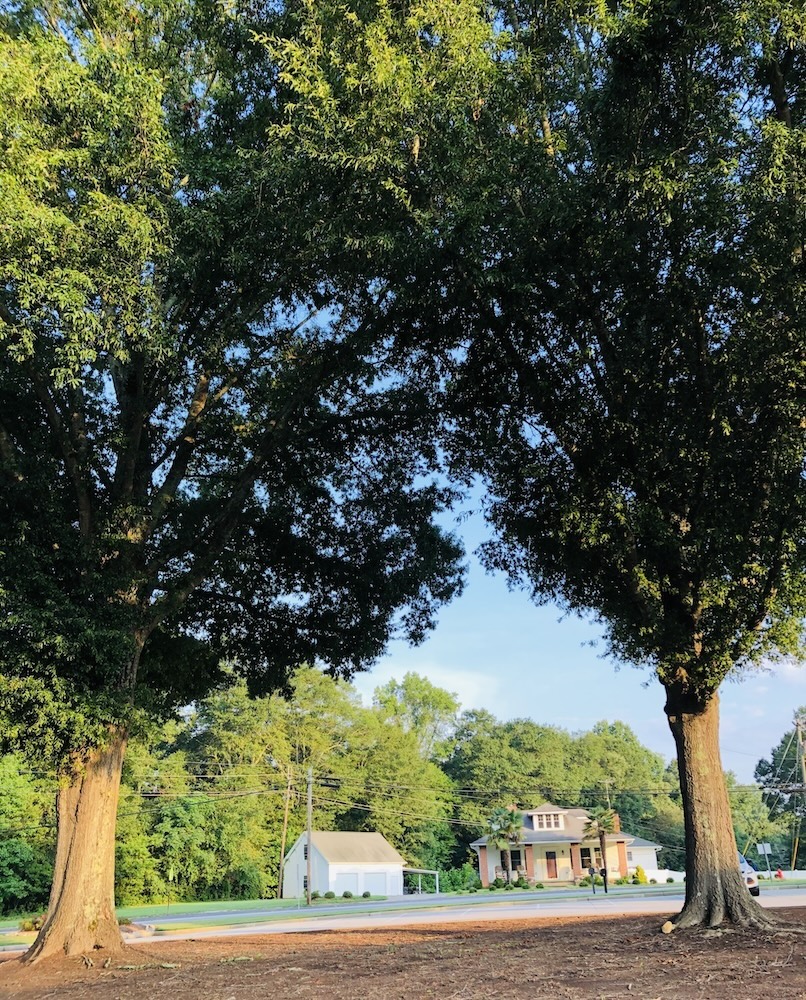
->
[[281, 831, 406, 899], [624, 835, 664, 875]]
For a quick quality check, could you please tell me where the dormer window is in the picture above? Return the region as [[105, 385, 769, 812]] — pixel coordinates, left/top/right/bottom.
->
[[534, 812, 563, 830]]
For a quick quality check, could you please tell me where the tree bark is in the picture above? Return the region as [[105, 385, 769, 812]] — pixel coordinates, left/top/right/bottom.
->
[[665, 690, 775, 929], [22, 732, 128, 963]]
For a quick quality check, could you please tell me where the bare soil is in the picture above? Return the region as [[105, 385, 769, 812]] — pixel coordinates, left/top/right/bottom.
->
[[2, 910, 806, 1000]]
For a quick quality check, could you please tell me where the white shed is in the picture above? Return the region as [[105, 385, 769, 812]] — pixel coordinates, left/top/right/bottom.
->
[[281, 831, 406, 899]]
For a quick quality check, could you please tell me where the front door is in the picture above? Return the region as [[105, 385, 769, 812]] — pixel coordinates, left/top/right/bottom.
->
[[546, 852, 558, 879]]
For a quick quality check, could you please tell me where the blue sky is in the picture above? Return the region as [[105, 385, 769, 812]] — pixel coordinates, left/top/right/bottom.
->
[[352, 506, 806, 785]]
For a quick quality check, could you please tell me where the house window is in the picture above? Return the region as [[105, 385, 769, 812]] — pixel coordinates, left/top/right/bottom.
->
[[627, 851, 633, 863], [304, 844, 308, 860], [580, 848, 603, 870], [303, 875, 308, 889], [535, 813, 563, 830], [510, 850, 523, 870]]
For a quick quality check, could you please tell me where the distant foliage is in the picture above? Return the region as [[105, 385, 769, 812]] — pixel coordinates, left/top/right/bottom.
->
[[0, 668, 776, 912]]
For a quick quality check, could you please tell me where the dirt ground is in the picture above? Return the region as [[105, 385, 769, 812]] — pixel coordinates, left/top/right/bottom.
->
[[2, 910, 806, 1000]]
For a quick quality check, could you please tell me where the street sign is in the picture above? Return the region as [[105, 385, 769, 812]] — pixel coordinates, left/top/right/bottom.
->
[[756, 843, 772, 856]]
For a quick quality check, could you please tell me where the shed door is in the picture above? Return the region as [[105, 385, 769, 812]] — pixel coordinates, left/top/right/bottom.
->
[[333, 872, 359, 895], [363, 872, 387, 896], [546, 852, 558, 879]]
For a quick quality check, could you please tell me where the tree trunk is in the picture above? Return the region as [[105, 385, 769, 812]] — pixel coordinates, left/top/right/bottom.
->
[[503, 849, 512, 883], [23, 732, 127, 963], [665, 690, 775, 929]]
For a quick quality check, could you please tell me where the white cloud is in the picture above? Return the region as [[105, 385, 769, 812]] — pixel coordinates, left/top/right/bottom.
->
[[770, 660, 806, 684], [350, 659, 499, 715]]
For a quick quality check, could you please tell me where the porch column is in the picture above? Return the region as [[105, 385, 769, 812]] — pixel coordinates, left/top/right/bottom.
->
[[570, 842, 583, 878], [525, 845, 535, 881], [478, 846, 490, 887], [616, 840, 628, 878]]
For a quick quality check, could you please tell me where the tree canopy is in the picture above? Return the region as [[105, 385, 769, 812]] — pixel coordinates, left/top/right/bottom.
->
[[0, 0, 468, 959], [0, 0, 465, 770]]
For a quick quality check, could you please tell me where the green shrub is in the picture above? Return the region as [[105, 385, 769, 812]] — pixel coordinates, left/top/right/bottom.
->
[[666, 877, 675, 883], [342, 890, 353, 898], [311, 890, 320, 899], [578, 876, 591, 886], [19, 913, 46, 932], [649, 878, 658, 884], [492, 877, 506, 889], [533, 882, 544, 889], [324, 891, 335, 899], [633, 865, 648, 885], [504, 882, 514, 890], [362, 891, 371, 898], [488, 884, 498, 891], [614, 876, 630, 885], [118, 917, 132, 927], [435, 863, 483, 894], [468, 886, 478, 893]]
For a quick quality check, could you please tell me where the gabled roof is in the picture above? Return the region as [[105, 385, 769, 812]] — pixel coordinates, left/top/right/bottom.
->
[[308, 831, 406, 865], [625, 836, 662, 850], [469, 829, 629, 847]]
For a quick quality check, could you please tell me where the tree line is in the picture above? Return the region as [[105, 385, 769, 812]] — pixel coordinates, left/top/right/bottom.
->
[[1, 669, 798, 914]]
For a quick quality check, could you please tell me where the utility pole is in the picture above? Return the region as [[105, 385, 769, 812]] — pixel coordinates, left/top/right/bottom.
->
[[276, 765, 293, 899], [793, 718, 806, 871], [306, 766, 313, 906]]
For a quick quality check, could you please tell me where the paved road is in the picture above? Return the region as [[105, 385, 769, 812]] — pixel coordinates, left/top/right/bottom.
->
[[134, 887, 806, 945], [4, 886, 805, 955]]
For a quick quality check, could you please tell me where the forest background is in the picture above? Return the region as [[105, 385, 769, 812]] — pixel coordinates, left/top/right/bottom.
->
[[1, 668, 800, 915]]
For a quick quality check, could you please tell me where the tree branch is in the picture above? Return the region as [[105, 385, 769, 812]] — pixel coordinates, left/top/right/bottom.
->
[[146, 369, 211, 535], [26, 366, 94, 538], [0, 418, 23, 482]]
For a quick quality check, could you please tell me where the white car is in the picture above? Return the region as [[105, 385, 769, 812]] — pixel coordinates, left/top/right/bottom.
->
[[738, 851, 760, 896]]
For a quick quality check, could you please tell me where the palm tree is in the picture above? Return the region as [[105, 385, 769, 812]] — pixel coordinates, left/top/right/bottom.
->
[[583, 807, 617, 893], [486, 807, 525, 883]]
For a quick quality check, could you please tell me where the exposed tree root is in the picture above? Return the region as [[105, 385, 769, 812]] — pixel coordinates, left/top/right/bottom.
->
[[661, 903, 806, 935]]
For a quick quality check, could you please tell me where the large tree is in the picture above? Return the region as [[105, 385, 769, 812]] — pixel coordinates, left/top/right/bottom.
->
[[446, 2, 806, 929], [373, 671, 460, 760], [0, 0, 467, 961], [271, 0, 806, 930]]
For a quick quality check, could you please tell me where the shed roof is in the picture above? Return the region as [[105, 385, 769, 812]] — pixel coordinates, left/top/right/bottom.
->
[[309, 831, 406, 865]]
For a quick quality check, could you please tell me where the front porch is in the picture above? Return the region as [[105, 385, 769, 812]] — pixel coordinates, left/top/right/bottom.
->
[[477, 840, 628, 887]]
